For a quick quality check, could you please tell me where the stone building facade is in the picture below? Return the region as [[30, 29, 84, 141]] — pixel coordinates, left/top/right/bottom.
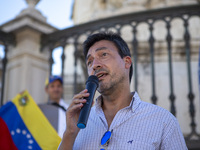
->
[[72, 0, 199, 24]]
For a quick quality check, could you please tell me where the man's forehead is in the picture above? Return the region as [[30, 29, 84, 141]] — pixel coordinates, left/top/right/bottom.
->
[[86, 47, 109, 62], [87, 46, 107, 55], [86, 40, 116, 57]]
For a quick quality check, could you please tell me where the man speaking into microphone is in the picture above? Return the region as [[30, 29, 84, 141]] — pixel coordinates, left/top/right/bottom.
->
[[58, 32, 187, 150]]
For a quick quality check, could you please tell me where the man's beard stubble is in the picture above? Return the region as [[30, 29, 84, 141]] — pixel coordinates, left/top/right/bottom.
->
[[97, 72, 125, 96]]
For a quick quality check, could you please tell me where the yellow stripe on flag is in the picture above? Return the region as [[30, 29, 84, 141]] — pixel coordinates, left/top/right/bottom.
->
[[12, 90, 62, 150]]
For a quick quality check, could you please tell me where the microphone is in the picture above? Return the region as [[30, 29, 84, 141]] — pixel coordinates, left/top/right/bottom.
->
[[77, 75, 99, 129]]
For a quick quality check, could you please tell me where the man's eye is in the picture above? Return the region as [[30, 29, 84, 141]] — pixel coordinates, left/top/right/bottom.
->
[[87, 61, 92, 66], [102, 53, 107, 56]]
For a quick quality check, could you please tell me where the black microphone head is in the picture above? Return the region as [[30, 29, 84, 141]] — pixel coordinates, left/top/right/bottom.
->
[[86, 75, 99, 87]]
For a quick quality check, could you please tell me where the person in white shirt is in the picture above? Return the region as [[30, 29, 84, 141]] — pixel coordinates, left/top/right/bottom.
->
[[58, 32, 187, 150], [39, 75, 69, 138]]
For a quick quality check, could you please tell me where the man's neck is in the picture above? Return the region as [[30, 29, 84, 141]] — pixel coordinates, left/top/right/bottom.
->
[[102, 92, 132, 112], [101, 87, 132, 128], [49, 98, 60, 104]]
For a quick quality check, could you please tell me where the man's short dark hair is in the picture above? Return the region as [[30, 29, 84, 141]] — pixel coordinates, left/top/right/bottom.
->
[[83, 32, 133, 82]]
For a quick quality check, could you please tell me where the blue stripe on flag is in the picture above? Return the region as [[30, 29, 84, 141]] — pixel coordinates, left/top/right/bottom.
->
[[0, 102, 41, 150]]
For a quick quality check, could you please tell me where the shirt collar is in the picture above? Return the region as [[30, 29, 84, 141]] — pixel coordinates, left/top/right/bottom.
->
[[59, 99, 69, 109]]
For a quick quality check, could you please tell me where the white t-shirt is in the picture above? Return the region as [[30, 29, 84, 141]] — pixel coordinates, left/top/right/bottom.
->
[[58, 99, 69, 138]]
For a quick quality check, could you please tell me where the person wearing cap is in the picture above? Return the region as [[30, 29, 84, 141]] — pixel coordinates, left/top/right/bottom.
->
[[39, 75, 69, 138]]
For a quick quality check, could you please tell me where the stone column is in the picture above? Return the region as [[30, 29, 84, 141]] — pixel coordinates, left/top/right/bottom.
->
[[0, 0, 58, 104]]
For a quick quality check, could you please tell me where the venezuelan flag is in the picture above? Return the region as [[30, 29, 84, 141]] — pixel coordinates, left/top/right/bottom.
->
[[0, 90, 61, 150]]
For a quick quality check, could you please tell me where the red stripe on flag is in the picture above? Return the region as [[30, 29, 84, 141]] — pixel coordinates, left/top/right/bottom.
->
[[0, 117, 18, 150]]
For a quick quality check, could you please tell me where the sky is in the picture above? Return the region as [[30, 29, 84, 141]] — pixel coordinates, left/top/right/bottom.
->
[[0, 0, 74, 75]]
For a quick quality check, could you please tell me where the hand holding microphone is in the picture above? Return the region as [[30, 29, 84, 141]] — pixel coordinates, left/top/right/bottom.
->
[[77, 75, 99, 129]]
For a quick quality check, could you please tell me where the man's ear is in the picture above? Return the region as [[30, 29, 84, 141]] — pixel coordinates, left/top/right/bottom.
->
[[124, 56, 132, 69]]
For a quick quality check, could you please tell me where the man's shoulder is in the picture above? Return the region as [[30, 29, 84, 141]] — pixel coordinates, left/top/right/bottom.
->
[[140, 100, 171, 113], [38, 103, 59, 131], [38, 103, 59, 112], [134, 93, 174, 117], [139, 100, 177, 122]]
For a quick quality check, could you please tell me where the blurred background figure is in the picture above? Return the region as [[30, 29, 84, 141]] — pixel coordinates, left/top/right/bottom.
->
[[39, 75, 69, 138]]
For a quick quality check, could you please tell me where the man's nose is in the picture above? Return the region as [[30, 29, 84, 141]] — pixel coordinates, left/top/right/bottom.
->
[[90, 58, 102, 75], [92, 58, 102, 69]]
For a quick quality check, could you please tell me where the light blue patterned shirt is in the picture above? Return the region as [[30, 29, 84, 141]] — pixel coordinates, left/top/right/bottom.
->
[[73, 92, 187, 150]]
